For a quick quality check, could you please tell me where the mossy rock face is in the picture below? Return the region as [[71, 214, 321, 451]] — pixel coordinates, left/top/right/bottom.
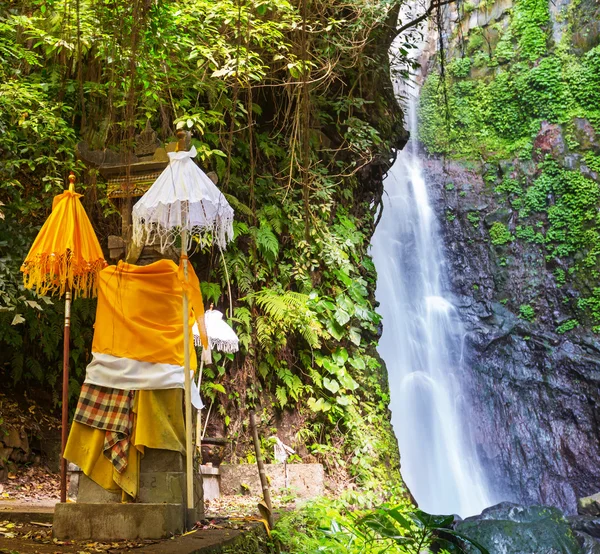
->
[[456, 502, 582, 553]]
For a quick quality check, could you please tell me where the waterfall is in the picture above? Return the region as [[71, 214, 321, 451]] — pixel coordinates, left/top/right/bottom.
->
[[371, 93, 493, 517]]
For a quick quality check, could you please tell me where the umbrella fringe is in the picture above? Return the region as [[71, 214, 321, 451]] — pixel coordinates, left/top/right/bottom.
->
[[193, 334, 239, 353], [132, 211, 234, 253], [21, 252, 106, 299]]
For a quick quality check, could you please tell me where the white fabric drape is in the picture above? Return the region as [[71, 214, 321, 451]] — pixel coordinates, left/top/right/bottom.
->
[[85, 352, 203, 409]]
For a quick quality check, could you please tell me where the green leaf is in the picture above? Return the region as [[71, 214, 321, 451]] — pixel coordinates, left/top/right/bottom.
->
[[323, 377, 340, 394], [334, 308, 350, 326], [332, 347, 348, 365], [326, 319, 344, 340], [339, 372, 358, 391], [336, 395, 351, 406], [349, 326, 361, 346], [11, 314, 25, 325], [349, 356, 365, 370]]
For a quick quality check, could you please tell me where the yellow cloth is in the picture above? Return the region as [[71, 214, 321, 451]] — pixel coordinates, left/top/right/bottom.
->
[[92, 258, 208, 368], [65, 389, 185, 498], [21, 188, 106, 298]]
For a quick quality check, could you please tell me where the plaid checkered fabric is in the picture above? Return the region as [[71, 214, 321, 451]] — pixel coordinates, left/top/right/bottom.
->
[[74, 383, 133, 474]]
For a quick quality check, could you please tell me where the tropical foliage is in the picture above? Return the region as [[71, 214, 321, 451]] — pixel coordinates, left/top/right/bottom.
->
[[0, 0, 409, 487], [270, 497, 490, 553]]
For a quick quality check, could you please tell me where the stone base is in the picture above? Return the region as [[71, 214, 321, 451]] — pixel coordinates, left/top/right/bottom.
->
[[53, 503, 184, 540]]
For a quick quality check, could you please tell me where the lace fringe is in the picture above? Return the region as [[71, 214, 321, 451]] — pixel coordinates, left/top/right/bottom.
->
[[132, 203, 234, 253], [193, 335, 239, 353]]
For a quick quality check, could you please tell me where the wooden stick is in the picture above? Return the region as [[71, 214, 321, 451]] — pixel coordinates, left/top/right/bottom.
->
[[218, 244, 233, 319], [60, 291, 72, 503], [195, 360, 204, 452], [181, 231, 195, 529], [249, 410, 273, 527]]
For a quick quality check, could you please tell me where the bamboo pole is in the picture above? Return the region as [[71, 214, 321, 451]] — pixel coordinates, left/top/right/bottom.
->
[[249, 410, 273, 528], [60, 291, 72, 503], [182, 230, 195, 529]]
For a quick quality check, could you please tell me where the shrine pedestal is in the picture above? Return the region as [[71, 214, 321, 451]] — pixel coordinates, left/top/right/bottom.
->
[[54, 449, 203, 540]]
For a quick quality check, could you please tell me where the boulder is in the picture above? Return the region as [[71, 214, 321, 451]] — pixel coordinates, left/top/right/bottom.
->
[[3, 427, 22, 449], [456, 502, 582, 553], [579, 493, 600, 517]]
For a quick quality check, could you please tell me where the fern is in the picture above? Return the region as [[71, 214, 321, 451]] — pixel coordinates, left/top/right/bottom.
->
[[251, 288, 322, 348], [224, 193, 253, 218], [227, 251, 254, 295], [255, 315, 272, 348], [259, 204, 284, 234], [275, 385, 288, 407], [201, 282, 222, 305], [255, 224, 279, 263], [253, 289, 307, 319]]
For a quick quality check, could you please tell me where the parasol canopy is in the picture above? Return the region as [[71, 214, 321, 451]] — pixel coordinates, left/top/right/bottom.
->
[[20, 179, 106, 298], [131, 146, 234, 252], [193, 309, 239, 353], [20, 172, 106, 504]]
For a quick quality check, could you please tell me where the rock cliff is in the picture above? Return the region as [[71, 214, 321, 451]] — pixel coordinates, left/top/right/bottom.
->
[[416, 0, 600, 513]]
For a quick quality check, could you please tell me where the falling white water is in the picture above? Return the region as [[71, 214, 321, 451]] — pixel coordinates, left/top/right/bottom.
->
[[371, 93, 492, 517]]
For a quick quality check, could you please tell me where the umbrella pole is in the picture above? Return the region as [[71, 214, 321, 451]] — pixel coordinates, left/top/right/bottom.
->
[[60, 290, 72, 503], [181, 232, 195, 529]]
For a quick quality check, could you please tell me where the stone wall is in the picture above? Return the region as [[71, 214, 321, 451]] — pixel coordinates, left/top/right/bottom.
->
[[220, 463, 324, 499]]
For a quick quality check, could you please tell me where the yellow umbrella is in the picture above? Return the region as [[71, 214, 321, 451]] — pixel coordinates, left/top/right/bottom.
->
[[20, 172, 106, 503]]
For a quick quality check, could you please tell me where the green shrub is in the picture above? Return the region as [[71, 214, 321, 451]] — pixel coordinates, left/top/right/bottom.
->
[[519, 304, 536, 321], [489, 222, 513, 245]]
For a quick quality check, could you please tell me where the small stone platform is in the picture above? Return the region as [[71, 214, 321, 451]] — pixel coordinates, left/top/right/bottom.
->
[[55, 448, 203, 540], [0, 503, 270, 553], [53, 503, 184, 541]]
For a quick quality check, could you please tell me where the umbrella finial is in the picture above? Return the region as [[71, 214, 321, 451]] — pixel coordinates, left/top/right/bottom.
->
[[176, 129, 190, 152], [68, 172, 76, 192]]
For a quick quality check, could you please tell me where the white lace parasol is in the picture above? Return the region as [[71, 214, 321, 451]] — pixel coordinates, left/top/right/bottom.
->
[[193, 309, 239, 353], [132, 146, 234, 252]]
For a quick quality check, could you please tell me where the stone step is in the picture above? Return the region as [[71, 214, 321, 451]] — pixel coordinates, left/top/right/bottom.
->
[[53, 503, 184, 540]]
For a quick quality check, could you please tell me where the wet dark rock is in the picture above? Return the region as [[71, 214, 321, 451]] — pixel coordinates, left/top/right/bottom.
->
[[569, 515, 600, 540], [456, 502, 582, 553], [483, 207, 512, 227], [533, 122, 566, 162], [423, 156, 600, 515], [572, 119, 599, 153]]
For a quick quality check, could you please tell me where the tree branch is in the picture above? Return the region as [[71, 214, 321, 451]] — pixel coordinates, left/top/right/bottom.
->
[[393, 0, 457, 39]]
